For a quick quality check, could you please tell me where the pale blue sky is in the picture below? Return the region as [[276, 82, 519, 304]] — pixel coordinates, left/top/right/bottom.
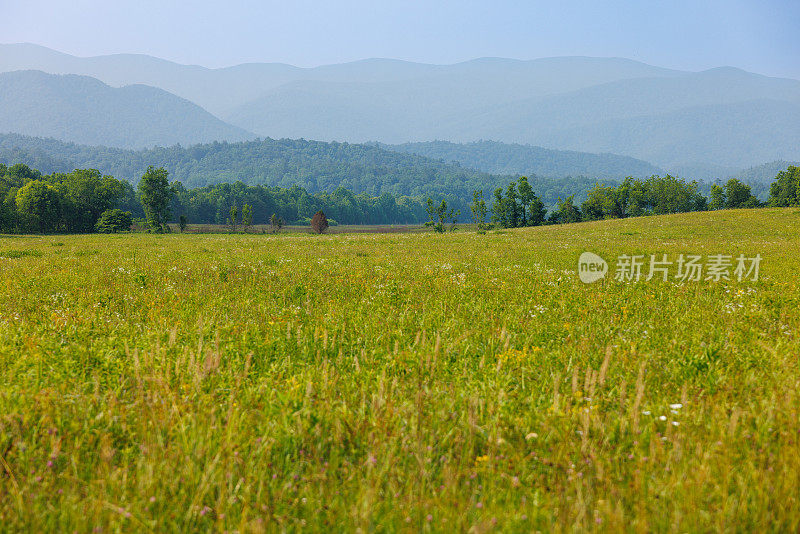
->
[[1, 0, 798, 78]]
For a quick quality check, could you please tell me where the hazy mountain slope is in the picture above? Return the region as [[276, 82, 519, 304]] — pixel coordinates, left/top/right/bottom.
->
[[0, 44, 681, 116], [225, 66, 800, 170], [534, 99, 800, 170], [0, 70, 254, 148], [0, 43, 301, 116], [731, 160, 800, 184], [224, 59, 686, 142], [386, 141, 662, 179], [3, 44, 799, 171]]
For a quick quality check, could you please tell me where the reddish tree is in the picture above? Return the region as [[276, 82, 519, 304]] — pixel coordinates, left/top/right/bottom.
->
[[311, 210, 329, 234]]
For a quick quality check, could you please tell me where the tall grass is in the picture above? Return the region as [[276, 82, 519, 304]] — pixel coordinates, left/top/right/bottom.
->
[[1, 208, 799, 531]]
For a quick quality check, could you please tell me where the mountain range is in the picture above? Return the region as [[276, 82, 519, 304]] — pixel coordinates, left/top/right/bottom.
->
[[1, 43, 799, 178], [0, 70, 252, 148]]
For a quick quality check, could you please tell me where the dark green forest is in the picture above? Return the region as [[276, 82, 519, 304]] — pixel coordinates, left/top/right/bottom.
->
[[0, 134, 617, 214]]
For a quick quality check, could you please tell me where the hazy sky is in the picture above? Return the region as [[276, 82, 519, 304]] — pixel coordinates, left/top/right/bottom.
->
[[1, 0, 798, 78]]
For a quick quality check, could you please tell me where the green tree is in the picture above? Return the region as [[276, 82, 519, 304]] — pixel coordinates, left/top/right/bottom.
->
[[54, 169, 126, 233], [229, 205, 238, 232], [425, 198, 457, 233], [179, 215, 188, 232], [503, 182, 520, 228], [490, 188, 505, 227], [517, 176, 533, 226], [95, 209, 133, 233], [241, 204, 253, 232], [15, 180, 61, 233], [549, 195, 581, 224], [470, 189, 488, 231], [526, 193, 547, 226], [514, 175, 546, 226], [270, 213, 284, 233], [581, 185, 610, 221], [768, 166, 800, 207], [137, 166, 172, 232], [724, 179, 758, 209], [709, 184, 726, 210]]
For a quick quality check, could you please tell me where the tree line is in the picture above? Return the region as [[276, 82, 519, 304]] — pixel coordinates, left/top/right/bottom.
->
[[0, 163, 429, 234], [472, 171, 798, 229], [2, 162, 797, 235]]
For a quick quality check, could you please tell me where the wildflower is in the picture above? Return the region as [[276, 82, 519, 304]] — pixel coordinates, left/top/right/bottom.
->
[[642, 410, 651, 415], [671, 421, 680, 426], [659, 415, 667, 421], [476, 502, 483, 509], [669, 403, 683, 410], [426, 515, 433, 522], [525, 432, 538, 440]]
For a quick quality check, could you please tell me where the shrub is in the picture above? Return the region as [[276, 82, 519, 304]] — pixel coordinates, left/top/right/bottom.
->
[[311, 211, 329, 234], [95, 209, 132, 233]]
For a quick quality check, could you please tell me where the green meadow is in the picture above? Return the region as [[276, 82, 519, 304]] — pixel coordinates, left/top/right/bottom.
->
[[1, 208, 799, 531]]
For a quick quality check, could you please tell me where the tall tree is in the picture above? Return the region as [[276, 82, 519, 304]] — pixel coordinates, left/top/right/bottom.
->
[[504, 182, 520, 228], [15, 180, 61, 233], [137, 166, 172, 232], [229, 205, 238, 232], [517, 176, 533, 226], [550, 195, 581, 224], [767, 165, 800, 207], [724, 179, 758, 209], [425, 198, 457, 233], [470, 189, 488, 231], [709, 184, 726, 210], [490, 188, 505, 227], [241, 203, 253, 232]]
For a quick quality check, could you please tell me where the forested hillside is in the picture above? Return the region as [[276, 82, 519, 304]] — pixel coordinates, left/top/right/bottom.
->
[[387, 140, 661, 179], [0, 134, 608, 211]]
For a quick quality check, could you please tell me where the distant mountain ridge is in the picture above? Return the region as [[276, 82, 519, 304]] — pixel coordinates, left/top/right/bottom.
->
[[0, 44, 681, 116], [1, 43, 799, 174], [386, 140, 662, 180], [0, 70, 254, 149]]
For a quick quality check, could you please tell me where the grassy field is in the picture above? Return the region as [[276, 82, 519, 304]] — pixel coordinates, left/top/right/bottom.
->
[[1, 208, 799, 532]]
